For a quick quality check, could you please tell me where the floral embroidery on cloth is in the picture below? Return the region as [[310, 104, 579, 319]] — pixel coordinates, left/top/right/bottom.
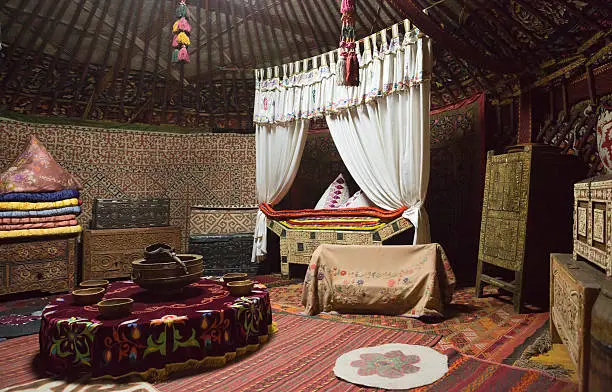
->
[[350, 350, 420, 378], [0, 135, 82, 193], [334, 344, 448, 390]]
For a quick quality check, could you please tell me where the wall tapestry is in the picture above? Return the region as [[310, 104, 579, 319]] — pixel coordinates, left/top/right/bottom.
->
[[0, 119, 256, 249]]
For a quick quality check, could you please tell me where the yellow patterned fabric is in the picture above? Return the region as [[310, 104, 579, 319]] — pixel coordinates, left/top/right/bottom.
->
[[0, 225, 82, 238], [0, 198, 79, 211], [277, 216, 386, 231]]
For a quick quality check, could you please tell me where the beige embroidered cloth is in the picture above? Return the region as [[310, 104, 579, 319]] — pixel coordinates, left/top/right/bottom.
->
[[302, 243, 456, 317]]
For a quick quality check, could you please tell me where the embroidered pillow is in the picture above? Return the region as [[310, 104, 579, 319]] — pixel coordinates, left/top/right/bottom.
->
[[0, 135, 82, 193], [339, 190, 373, 208], [314, 174, 350, 209]]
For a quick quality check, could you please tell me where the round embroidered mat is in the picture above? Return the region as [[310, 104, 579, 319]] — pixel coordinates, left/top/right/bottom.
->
[[333, 344, 448, 390]]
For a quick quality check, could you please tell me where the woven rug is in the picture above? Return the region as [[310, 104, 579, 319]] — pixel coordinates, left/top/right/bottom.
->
[[270, 284, 549, 362], [0, 295, 55, 339], [0, 379, 160, 392], [160, 315, 576, 391], [0, 313, 439, 390], [157, 313, 440, 391]]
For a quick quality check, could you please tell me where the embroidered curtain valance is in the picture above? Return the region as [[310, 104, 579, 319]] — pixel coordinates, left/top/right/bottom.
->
[[253, 20, 431, 125]]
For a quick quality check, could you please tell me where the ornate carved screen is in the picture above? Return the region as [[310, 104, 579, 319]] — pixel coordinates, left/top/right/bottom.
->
[[478, 150, 532, 272]]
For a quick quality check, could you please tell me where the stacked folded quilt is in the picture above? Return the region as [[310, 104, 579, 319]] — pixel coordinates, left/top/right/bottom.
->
[[0, 136, 83, 239], [0, 190, 82, 239]]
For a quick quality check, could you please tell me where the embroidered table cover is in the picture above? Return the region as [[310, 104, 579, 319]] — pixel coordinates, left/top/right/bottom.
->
[[303, 243, 456, 317], [39, 278, 273, 380]]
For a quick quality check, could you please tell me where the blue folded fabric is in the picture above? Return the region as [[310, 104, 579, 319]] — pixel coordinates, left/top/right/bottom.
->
[[0, 189, 79, 202], [0, 206, 81, 217]]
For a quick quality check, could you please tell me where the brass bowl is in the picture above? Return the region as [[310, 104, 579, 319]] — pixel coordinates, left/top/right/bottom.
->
[[223, 272, 248, 284], [132, 254, 203, 292], [72, 288, 105, 306], [97, 298, 134, 319], [79, 279, 110, 290], [227, 280, 254, 296]]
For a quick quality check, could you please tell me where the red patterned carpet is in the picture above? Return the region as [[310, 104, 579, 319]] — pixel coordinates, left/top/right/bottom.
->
[[0, 294, 574, 391], [269, 283, 549, 363], [158, 313, 574, 391]]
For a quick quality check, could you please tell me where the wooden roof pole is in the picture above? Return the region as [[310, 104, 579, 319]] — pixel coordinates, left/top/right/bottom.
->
[[388, 0, 523, 74]]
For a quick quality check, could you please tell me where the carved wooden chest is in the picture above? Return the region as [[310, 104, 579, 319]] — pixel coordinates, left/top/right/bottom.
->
[[550, 253, 603, 392], [574, 174, 612, 276], [267, 216, 413, 276], [0, 237, 77, 295], [82, 226, 181, 281], [91, 199, 170, 229], [189, 206, 258, 235], [189, 234, 262, 276], [476, 144, 587, 312]]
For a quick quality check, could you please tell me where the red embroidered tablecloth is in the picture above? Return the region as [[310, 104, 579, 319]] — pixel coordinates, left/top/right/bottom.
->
[[39, 278, 273, 380]]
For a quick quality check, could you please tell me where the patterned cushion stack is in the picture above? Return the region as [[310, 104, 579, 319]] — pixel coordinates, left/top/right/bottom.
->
[[0, 135, 82, 239]]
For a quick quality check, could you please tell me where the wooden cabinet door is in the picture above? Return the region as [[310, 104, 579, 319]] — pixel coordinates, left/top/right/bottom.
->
[[478, 150, 532, 271]]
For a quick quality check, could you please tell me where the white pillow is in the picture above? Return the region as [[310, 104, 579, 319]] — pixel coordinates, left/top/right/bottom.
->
[[314, 174, 350, 209], [339, 190, 373, 208]]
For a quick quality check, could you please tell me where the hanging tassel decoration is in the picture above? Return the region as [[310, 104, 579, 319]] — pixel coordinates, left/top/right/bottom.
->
[[337, 0, 359, 86], [172, 1, 191, 64], [178, 45, 190, 63]]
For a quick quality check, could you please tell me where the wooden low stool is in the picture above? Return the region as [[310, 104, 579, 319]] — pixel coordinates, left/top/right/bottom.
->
[[550, 253, 603, 392]]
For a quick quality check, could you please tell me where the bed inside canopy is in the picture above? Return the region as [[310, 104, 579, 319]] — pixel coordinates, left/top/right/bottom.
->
[[251, 19, 432, 263]]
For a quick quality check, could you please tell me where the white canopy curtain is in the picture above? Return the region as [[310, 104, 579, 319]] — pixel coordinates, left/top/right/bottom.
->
[[251, 119, 309, 262], [252, 20, 432, 260]]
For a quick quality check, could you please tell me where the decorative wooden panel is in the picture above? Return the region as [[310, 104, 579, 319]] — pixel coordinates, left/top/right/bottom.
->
[[479, 150, 531, 271], [550, 253, 602, 392], [574, 174, 612, 276], [268, 217, 413, 277], [476, 144, 587, 312], [82, 226, 181, 281], [0, 237, 77, 295]]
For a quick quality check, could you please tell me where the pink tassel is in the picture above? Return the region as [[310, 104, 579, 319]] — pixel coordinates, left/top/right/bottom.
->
[[178, 46, 190, 63], [177, 17, 191, 34], [341, 0, 355, 14], [172, 34, 179, 48]]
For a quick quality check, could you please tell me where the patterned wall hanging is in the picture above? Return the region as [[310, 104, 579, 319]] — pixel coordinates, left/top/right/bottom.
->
[[337, 0, 359, 86], [172, 0, 191, 63]]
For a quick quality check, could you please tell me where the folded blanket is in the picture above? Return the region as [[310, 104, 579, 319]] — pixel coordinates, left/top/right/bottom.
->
[[0, 206, 81, 218], [0, 225, 82, 239], [0, 214, 77, 224], [0, 189, 79, 202], [259, 203, 407, 221], [0, 219, 78, 231], [0, 198, 80, 211], [278, 216, 387, 231]]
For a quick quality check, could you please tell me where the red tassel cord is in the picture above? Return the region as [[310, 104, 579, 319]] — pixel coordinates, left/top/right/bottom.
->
[[337, 0, 359, 86]]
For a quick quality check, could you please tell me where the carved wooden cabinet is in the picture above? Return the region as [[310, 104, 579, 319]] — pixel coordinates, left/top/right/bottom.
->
[[0, 236, 77, 295], [574, 174, 612, 276], [82, 226, 181, 281], [476, 144, 586, 312], [550, 253, 603, 392]]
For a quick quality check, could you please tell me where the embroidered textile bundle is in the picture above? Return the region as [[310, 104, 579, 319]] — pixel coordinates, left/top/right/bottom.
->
[[172, 0, 191, 63], [0, 135, 83, 238], [337, 0, 359, 86]]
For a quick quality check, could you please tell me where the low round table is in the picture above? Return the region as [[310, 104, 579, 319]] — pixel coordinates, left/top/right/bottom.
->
[[39, 278, 273, 380]]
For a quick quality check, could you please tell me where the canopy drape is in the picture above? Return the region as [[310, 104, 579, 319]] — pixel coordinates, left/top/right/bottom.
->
[[252, 20, 433, 259]]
